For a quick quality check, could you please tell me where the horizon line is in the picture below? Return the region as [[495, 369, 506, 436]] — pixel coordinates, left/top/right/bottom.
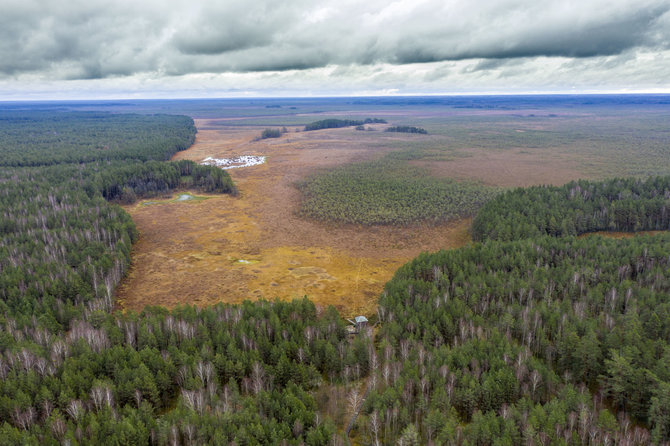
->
[[2, 90, 670, 103]]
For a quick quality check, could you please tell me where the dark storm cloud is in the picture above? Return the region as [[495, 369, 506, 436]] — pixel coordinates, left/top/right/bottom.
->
[[175, 31, 269, 56], [0, 0, 669, 81], [0, 0, 167, 78], [392, 15, 652, 63], [172, 2, 289, 55]]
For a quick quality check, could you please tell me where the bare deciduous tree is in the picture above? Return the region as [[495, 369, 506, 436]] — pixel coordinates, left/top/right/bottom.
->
[[369, 410, 381, 446]]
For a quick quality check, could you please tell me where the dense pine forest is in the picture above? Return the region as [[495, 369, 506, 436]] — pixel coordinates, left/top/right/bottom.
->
[[297, 161, 496, 226], [0, 112, 197, 166], [0, 297, 371, 444], [0, 112, 234, 322], [304, 119, 387, 131], [384, 126, 428, 134], [472, 177, 670, 241], [1, 108, 669, 445], [353, 179, 670, 445], [364, 234, 670, 444], [0, 111, 284, 444]]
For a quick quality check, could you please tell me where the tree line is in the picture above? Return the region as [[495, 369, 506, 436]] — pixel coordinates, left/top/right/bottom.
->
[[0, 111, 196, 166], [304, 118, 386, 131], [0, 112, 234, 330], [259, 128, 289, 139], [385, 126, 428, 134], [472, 176, 670, 241]]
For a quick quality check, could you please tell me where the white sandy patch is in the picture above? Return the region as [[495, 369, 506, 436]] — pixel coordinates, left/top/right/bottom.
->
[[201, 155, 266, 169]]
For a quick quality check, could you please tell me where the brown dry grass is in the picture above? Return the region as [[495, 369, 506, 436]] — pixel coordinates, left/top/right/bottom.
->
[[418, 147, 581, 187], [115, 118, 591, 316]]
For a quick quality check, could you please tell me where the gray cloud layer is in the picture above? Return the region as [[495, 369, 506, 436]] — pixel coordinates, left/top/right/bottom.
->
[[2, 0, 669, 77], [1, 0, 669, 96]]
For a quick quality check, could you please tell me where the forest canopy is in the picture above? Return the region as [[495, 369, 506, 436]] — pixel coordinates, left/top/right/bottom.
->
[[0, 111, 197, 166], [472, 176, 670, 241], [297, 160, 496, 225], [369, 232, 670, 444], [303, 118, 386, 131], [351, 175, 670, 444], [0, 111, 234, 327], [384, 125, 428, 134]]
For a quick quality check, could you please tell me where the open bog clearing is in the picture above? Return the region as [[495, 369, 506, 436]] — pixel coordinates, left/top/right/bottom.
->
[[115, 121, 474, 315], [115, 101, 670, 315]]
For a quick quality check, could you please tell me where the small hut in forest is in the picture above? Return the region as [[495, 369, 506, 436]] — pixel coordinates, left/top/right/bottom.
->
[[346, 315, 369, 334]]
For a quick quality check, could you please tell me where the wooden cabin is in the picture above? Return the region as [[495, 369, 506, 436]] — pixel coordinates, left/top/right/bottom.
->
[[346, 315, 369, 334]]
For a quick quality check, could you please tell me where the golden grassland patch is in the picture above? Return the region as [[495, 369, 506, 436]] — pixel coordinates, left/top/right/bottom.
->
[[115, 186, 471, 315]]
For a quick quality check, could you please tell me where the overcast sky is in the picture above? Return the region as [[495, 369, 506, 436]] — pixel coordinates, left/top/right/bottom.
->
[[1, 0, 669, 99]]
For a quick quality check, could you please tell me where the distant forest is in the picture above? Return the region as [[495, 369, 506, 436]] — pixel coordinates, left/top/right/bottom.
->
[[0, 109, 669, 444], [384, 126, 428, 134], [304, 118, 386, 131], [0, 111, 196, 166]]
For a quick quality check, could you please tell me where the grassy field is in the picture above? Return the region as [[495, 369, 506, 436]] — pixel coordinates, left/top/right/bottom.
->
[[389, 109, 670, 178]]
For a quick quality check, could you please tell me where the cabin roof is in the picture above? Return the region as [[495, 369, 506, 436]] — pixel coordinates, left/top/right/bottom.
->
[[354, 315, 368, 323]]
